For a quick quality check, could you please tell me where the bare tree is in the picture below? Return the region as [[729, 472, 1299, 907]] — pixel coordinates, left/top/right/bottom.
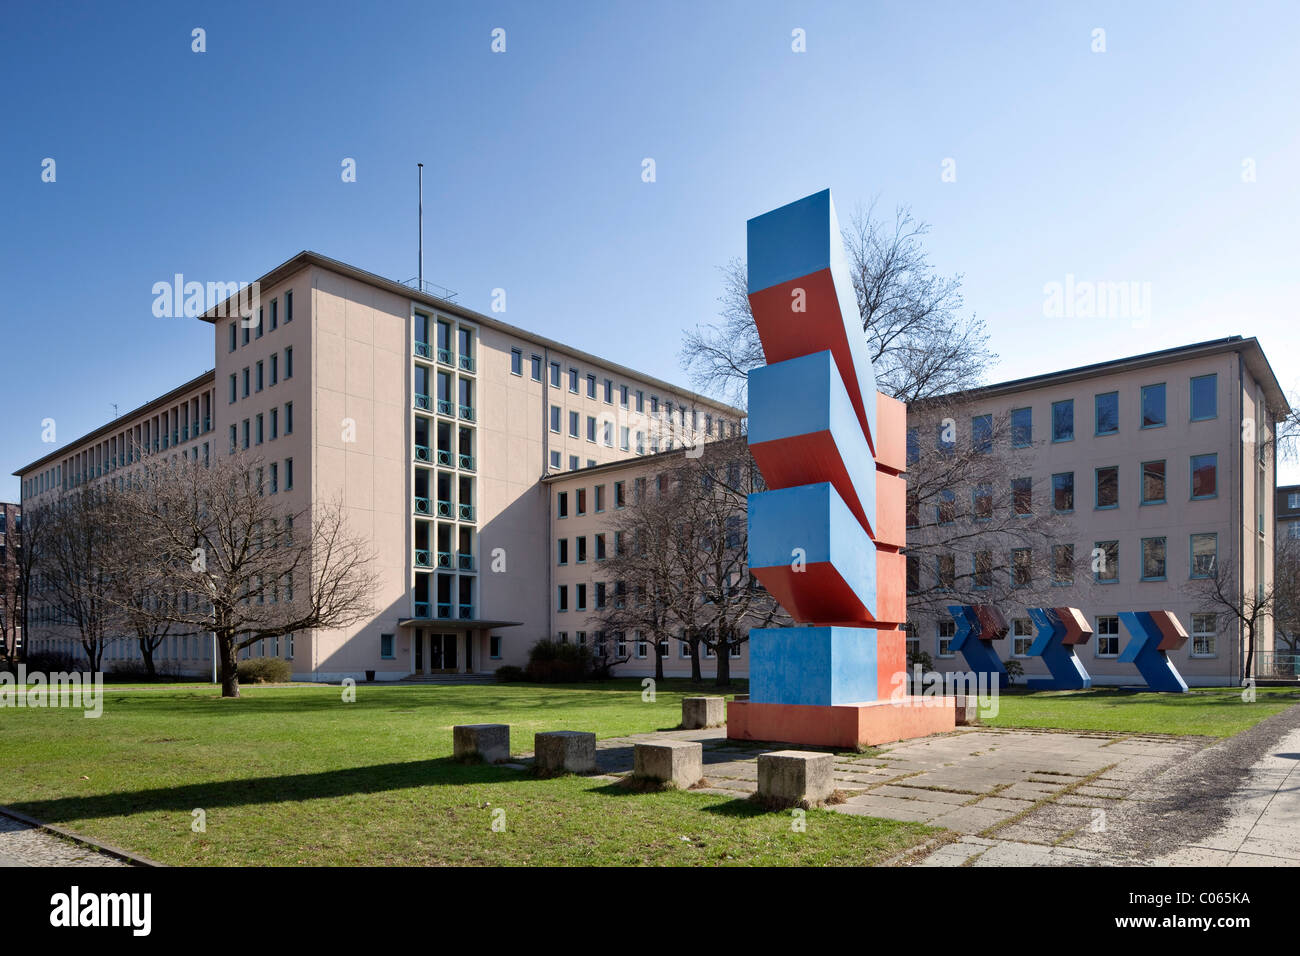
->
[[113, 450, 379, 698], [595, 440, 786, 687], [1, 506, 46, 667], [903, 402, 1075, 623], [1184, 553, 1275, 682], [40, 489, 122, 670], [682, 201, 995, 406], [1271, 534, 1299, 670]]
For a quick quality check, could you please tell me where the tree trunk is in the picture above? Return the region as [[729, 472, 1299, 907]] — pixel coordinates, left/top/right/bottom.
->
[[140, 639, 157, 679], [218, 636, 240, 698], [715, 638, 732, 687], [1244, 623, 1256, 683], [654, 643, 665, 682], [689, 635, 702, 683]]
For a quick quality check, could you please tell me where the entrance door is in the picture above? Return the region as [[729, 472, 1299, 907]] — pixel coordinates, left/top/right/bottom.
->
[[430, 633, 457, 673], [414, 629, 424, 674]]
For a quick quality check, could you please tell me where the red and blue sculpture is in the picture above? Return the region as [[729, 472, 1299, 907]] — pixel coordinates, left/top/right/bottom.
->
[[1118, 610, 1190, 693], [727, 189, 956, 749], [1025, 607, 1093, 690], [946, 604, 1010, 690]]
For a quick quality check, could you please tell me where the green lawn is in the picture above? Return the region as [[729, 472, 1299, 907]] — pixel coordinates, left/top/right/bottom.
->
[[981, 685, 1300, 737], [0, 680, 934, 866]]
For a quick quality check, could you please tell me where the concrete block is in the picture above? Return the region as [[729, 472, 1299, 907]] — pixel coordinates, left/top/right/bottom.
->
[[453, 723, 510, 763], [633, 740, 703, 788], [952, 696, 978, 726], [682, 696, 725, 729], [757, 750, 835, 807], [534, 731, 597, 773]]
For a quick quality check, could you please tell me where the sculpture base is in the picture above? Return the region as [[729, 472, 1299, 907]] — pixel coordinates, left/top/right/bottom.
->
[[727, 697, 957, 749]]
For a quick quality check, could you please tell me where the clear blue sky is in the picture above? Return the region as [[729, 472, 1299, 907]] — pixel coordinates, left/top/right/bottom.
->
[[3, 0, 1298, 501]]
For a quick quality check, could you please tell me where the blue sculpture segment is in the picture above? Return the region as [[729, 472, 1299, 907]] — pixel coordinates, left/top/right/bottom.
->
[[1118, 611, 1190, 693], [1025, 607, 1093, 690], [946, 605, 1009, 690]]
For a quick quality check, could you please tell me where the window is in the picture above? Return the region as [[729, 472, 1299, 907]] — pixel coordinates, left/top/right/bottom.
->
[[567, 368, 579, 393], [255, 414, 264, 445], [490, 635, 502, 660], [241, 419, 250, 450], [1190, 374, 1217, 420], [1012, 477, 1033, 516], [603, 379, 613, 403], [557, 538, 568, 565], [650, 395, 659, 414], [576, 488, 587, 515], [1052, 544, 1074, 585], [1141, 536, 1167, 581], [1012, 618, 1034, 657], [284, 458, 293, 490], [284, 347, 293, 379], [972, 483, 993, 520], [971, 414, 993, 452], [936, 489, 956, 525], [1141, 383, 1166, 428], [1012, 548, 1032, 588], [1096, 616, 1120, 657], [1011, 407, 1032, 447], [594, 485, 605, 512], [549, 362, 561, 387], [576, 584, 587, 611], [256, 361, 264, 392], [906, 492, 919, 528], [635, 390, 644, 412], [285, 402, 293, 434], [269, 298, 278, 330], [936, 553, 955, 590], [937, 620, 956, 658], [906, 427, 920, 464], [242, 367, 250, 398], [550, 450, 561, 470], [620, 385, 629, 408], [380, 634, 395, 659], [1051, 400, 1073, 442], [1052, 472, 1074, 512], [284, 289, 293, 322], [569, 411, 580, 438], [270, 353, 278, 385], [973, 550, 992, 589], [243, 321, 251, 346], [228, 373, 237, 403], [595, 583, 607, 609], [557, 585, 568, 612], [619, 426, 630, 451], [1191, 453, 1217, 499], [530, 354, 543, 381], [1095, 466, 1118, 509], [568, 455, 579, 471], [1094, 540, 1119, 583], [602, 422, 613, 447], [549, 405, 561, 432], [614, 481, 626, 508], [585, 416, 596, 442], [576, 536, 587, 563], [1192, 614, 1217, 656], [1290, 492, 1300, 510], [1095, 391, 1119, 435], [1141, 460, 1166, 504], [510, 349, 522, 375], [270, 408, 278, 440], [935, 421, 955, 455], [1190, 532, 1217, 578], [906, 555, 920, 594], [556, 491, 569, 518], [595, 533, 607, 560]]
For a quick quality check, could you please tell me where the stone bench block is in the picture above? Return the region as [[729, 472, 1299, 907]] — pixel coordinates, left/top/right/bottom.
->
[[534, 731, 597, 773], [757, 750, 835, 807], [681, 696, 726, 729], [952, 696, 978, 726], [633, 740, 703, 788], [453, 723, 510, 763]]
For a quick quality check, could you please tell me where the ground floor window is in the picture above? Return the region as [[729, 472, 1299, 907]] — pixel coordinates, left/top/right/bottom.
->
[[937, 620, 955, 658], [490, 634, 502, 659], [1095, 615, 1119, 656], [1191, 613, 1217, 657], [904, 623, 919, 660], [380, 633, 394, 659], [635, 632, 647, 658], [1012, 618, 1033, 657]]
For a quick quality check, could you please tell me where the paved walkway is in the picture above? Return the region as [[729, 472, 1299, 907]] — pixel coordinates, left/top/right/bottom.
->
[[1156, 724, 1300, 867], [0, 813, 128, 867], [563, 725, 1224, 865]]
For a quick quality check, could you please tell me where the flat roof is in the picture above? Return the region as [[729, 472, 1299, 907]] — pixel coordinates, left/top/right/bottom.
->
[[911, 335, 1291, 417], [199, 250, 747, 420], [14, 369, 217, 477], [395, 618, 522, 629]]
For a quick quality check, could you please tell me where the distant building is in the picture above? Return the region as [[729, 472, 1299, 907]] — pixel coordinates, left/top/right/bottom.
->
[[1277, 484, 1300, 543], [0, 502, 21, 660]]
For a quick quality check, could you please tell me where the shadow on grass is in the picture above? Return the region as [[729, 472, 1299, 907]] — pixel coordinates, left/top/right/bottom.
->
[[7, 757, 535, 826]]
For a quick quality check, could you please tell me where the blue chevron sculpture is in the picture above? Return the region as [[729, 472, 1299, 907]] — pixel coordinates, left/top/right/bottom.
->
[[1118, 611, 1190, 693], [947, 605, 1009, 690], [1025, 607, 1092, 690]]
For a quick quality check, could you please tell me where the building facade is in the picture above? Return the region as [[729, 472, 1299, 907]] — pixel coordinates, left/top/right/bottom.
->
[[15, 252, 741, 679], [1278, 484, 1300, 543], [904, 336, 1285, 687], [0, 502, 21, 661]]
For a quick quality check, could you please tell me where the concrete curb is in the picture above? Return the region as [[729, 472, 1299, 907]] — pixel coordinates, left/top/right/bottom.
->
[[0, 805, 164, 868]]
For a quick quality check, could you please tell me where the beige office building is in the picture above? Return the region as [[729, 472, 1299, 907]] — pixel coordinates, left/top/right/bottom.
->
[[16, 252, 742, 680]]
